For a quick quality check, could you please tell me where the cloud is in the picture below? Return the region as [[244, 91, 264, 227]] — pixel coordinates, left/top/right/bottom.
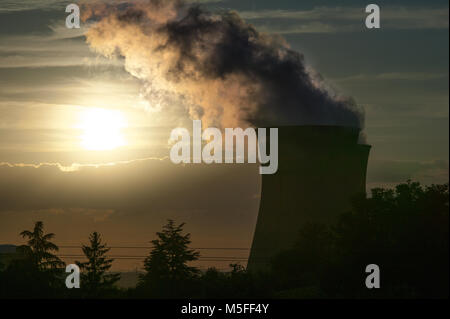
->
[[0, 156, 260, 216], [0, 32, 116, 68], [0, 0, 66, 12], [0, 157, 167, 172], [81, 0, 363, 128], [334, 72, 448, 82], [367, 159, 449, 189], [0, 156, 261, 268], [0, 158, 262, 246], [239, 6, 449, 34]]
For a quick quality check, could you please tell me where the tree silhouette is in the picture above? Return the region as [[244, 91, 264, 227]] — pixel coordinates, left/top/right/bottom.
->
[[139, 220, 200, 297], [271, 181, 449, 298], [328, 181, 449, 298], [18, 221, 64, 270], [0, 221, 65, 298], [76, 232, 120, 296], [1, 180, 446, 299], [270, 222, 334, 298]]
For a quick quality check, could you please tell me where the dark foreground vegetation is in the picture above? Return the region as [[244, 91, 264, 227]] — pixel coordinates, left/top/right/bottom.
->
[[0, 181, 448, 299]]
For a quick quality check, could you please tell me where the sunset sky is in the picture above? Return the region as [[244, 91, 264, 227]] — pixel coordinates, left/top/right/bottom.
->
[[0, 0, 448, 270]]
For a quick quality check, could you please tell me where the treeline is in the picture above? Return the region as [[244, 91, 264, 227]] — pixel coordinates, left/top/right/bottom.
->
[[271, 181, 449, 298], [0, 181, 448, 299]]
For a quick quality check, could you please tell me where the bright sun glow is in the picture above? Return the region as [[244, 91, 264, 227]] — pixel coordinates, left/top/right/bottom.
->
[[79, 108, 127, 151]]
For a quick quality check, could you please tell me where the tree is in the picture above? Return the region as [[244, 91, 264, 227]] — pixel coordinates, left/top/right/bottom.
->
[[1, 221, 65, 298], [195, 264, 269, 299], [139, 220, 200, 297], [270, 181, 449, 298], [18, 221, 64, 270], [328, 181, 449, 298], [76, 232, 120, 296], [271, 222, 334, 297]]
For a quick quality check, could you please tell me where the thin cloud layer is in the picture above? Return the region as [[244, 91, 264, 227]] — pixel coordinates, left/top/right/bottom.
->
[[240, 6, 449, 34]]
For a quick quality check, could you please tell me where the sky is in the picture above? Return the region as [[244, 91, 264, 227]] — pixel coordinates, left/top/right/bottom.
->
[[0, 0, 448, 270]]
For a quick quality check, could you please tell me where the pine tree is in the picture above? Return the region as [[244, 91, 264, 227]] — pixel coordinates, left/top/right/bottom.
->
[[76, 232, 120, 295], [140, 220, 199, 296]]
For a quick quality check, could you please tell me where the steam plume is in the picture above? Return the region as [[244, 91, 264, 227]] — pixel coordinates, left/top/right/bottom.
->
[[82, 0, 364, 129]]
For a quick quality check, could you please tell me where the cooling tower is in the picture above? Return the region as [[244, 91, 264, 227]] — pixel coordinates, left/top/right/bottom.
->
[[248, 126, 371, 272]]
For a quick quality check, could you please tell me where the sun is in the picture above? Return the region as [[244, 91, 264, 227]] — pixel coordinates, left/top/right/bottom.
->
[[79, 108, 127, 151]]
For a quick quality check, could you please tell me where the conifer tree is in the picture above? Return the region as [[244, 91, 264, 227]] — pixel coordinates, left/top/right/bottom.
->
[[76, 232, 120, 295], [140, 220, 199, 296]]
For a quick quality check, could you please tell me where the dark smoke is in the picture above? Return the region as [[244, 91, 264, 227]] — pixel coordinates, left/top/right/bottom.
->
[[83, 0, 364, 129]]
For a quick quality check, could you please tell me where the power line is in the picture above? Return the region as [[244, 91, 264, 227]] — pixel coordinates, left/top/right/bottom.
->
[[56, 246, 252, 263], [58, 255, 248, 259], [58, 246, 250, 250], [58, 256, 248, 262]]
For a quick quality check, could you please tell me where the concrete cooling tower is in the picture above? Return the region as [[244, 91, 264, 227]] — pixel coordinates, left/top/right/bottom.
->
[[248, 126, 371, 271]]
